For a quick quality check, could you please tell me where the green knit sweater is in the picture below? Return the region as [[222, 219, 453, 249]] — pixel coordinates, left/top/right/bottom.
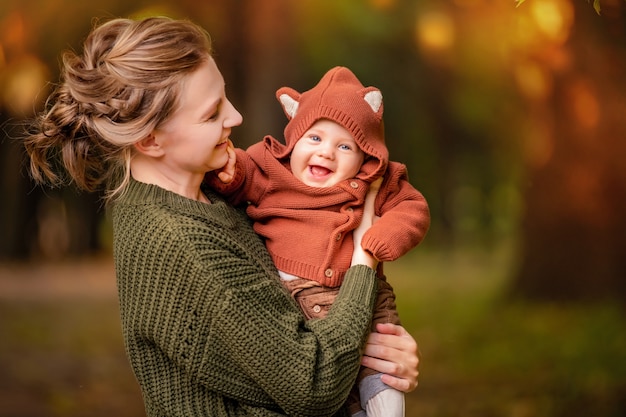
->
[[112, 179, 377, 416]]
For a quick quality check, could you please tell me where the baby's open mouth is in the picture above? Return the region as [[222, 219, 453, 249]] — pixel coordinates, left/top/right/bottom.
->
[[309, 165, 332, 177]]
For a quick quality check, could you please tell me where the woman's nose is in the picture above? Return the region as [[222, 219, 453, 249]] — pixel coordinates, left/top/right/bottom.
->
[[224, 99, 243, 127]]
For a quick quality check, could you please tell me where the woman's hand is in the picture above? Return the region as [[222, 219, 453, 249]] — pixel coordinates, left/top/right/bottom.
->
[[351, 178, 383, 268], [216, 140, 236, 183], [361, 323, 420, 393]]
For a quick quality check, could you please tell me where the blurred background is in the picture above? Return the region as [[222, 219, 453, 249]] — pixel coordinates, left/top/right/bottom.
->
[[1, 0, 625, 416]]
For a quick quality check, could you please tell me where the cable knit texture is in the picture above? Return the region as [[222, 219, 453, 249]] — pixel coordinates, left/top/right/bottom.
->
[[112, 179, 378, 416]]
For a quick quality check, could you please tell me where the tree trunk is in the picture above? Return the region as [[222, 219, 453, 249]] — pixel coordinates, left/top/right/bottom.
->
[[511, 1, 626, 302]]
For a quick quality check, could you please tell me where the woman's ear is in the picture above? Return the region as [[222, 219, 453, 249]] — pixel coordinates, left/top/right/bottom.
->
[[134, 133, 164, 157]]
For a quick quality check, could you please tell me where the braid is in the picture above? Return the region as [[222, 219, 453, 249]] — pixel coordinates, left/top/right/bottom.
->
[[24, 16, 213, 202]]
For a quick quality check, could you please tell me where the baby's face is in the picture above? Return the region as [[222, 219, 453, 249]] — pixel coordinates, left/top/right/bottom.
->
[[290, 119, 365, 188]]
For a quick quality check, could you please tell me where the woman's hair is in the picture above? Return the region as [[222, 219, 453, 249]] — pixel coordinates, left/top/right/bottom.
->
[[24, 16, 213, 202]]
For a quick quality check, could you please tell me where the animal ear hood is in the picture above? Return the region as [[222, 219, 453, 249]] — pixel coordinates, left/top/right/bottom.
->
[[272, 66, 388, 180], [278, 89, 300, 119]]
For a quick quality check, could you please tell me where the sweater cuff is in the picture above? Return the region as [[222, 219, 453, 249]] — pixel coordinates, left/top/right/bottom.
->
[[339, 265, 378, 310], [361, 234, 394, 261]]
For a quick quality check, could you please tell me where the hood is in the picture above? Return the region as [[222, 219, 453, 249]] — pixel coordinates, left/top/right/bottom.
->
[[268, 66, 389, 182]]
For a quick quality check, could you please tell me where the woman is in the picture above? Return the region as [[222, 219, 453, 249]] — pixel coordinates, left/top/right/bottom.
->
[[25, 16, 418, 416]]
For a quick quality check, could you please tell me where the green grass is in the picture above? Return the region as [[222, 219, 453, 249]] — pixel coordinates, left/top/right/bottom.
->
[[389, 243, 626, 417], [0, 299, 143, 417], [0, 245, 624, 416]]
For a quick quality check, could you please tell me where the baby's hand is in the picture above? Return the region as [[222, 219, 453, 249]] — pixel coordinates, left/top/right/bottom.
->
[[216, 140, 236, 183]]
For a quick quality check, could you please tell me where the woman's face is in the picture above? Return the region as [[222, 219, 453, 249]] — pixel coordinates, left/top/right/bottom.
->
[[153, 58, 242, 176]]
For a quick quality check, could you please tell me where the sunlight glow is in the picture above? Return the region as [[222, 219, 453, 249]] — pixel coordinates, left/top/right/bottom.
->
[[1, 55, 49, 116], [415, 11, 455, 53], [530, 0, 573, 43]]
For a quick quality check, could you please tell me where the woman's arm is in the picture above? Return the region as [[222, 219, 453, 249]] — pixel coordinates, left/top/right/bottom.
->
[[204, 260, 377, 416], [355, 176, 421, 393]]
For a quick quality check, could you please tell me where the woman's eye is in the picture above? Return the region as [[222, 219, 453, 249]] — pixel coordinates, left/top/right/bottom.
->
[[205, 105, 222, 122]]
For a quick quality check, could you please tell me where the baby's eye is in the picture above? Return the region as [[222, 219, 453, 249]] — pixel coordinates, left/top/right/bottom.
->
[[339, 144, 353, 151], [310, 135, 322, 142]]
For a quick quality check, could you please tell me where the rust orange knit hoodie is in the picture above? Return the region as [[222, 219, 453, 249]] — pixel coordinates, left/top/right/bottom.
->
[[208, 67, 430, 287]]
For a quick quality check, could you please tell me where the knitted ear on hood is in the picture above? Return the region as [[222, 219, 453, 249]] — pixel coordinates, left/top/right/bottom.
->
[[278, 88, 300, 120], [269, 66, 389, 181]]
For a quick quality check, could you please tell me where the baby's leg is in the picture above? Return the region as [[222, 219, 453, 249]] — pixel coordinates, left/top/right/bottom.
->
[[358, 279, 405, 416], [359, 373, 404, 417]]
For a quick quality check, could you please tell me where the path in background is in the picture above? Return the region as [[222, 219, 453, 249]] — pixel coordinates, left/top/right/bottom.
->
[[0, 255, 144, 417], [0, 255, 116, 300]]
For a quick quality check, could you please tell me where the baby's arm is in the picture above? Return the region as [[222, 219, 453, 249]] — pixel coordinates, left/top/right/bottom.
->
[[361, 162, 430, 261], [203, 146, 247, 199], [204, 143, 269, 206]]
